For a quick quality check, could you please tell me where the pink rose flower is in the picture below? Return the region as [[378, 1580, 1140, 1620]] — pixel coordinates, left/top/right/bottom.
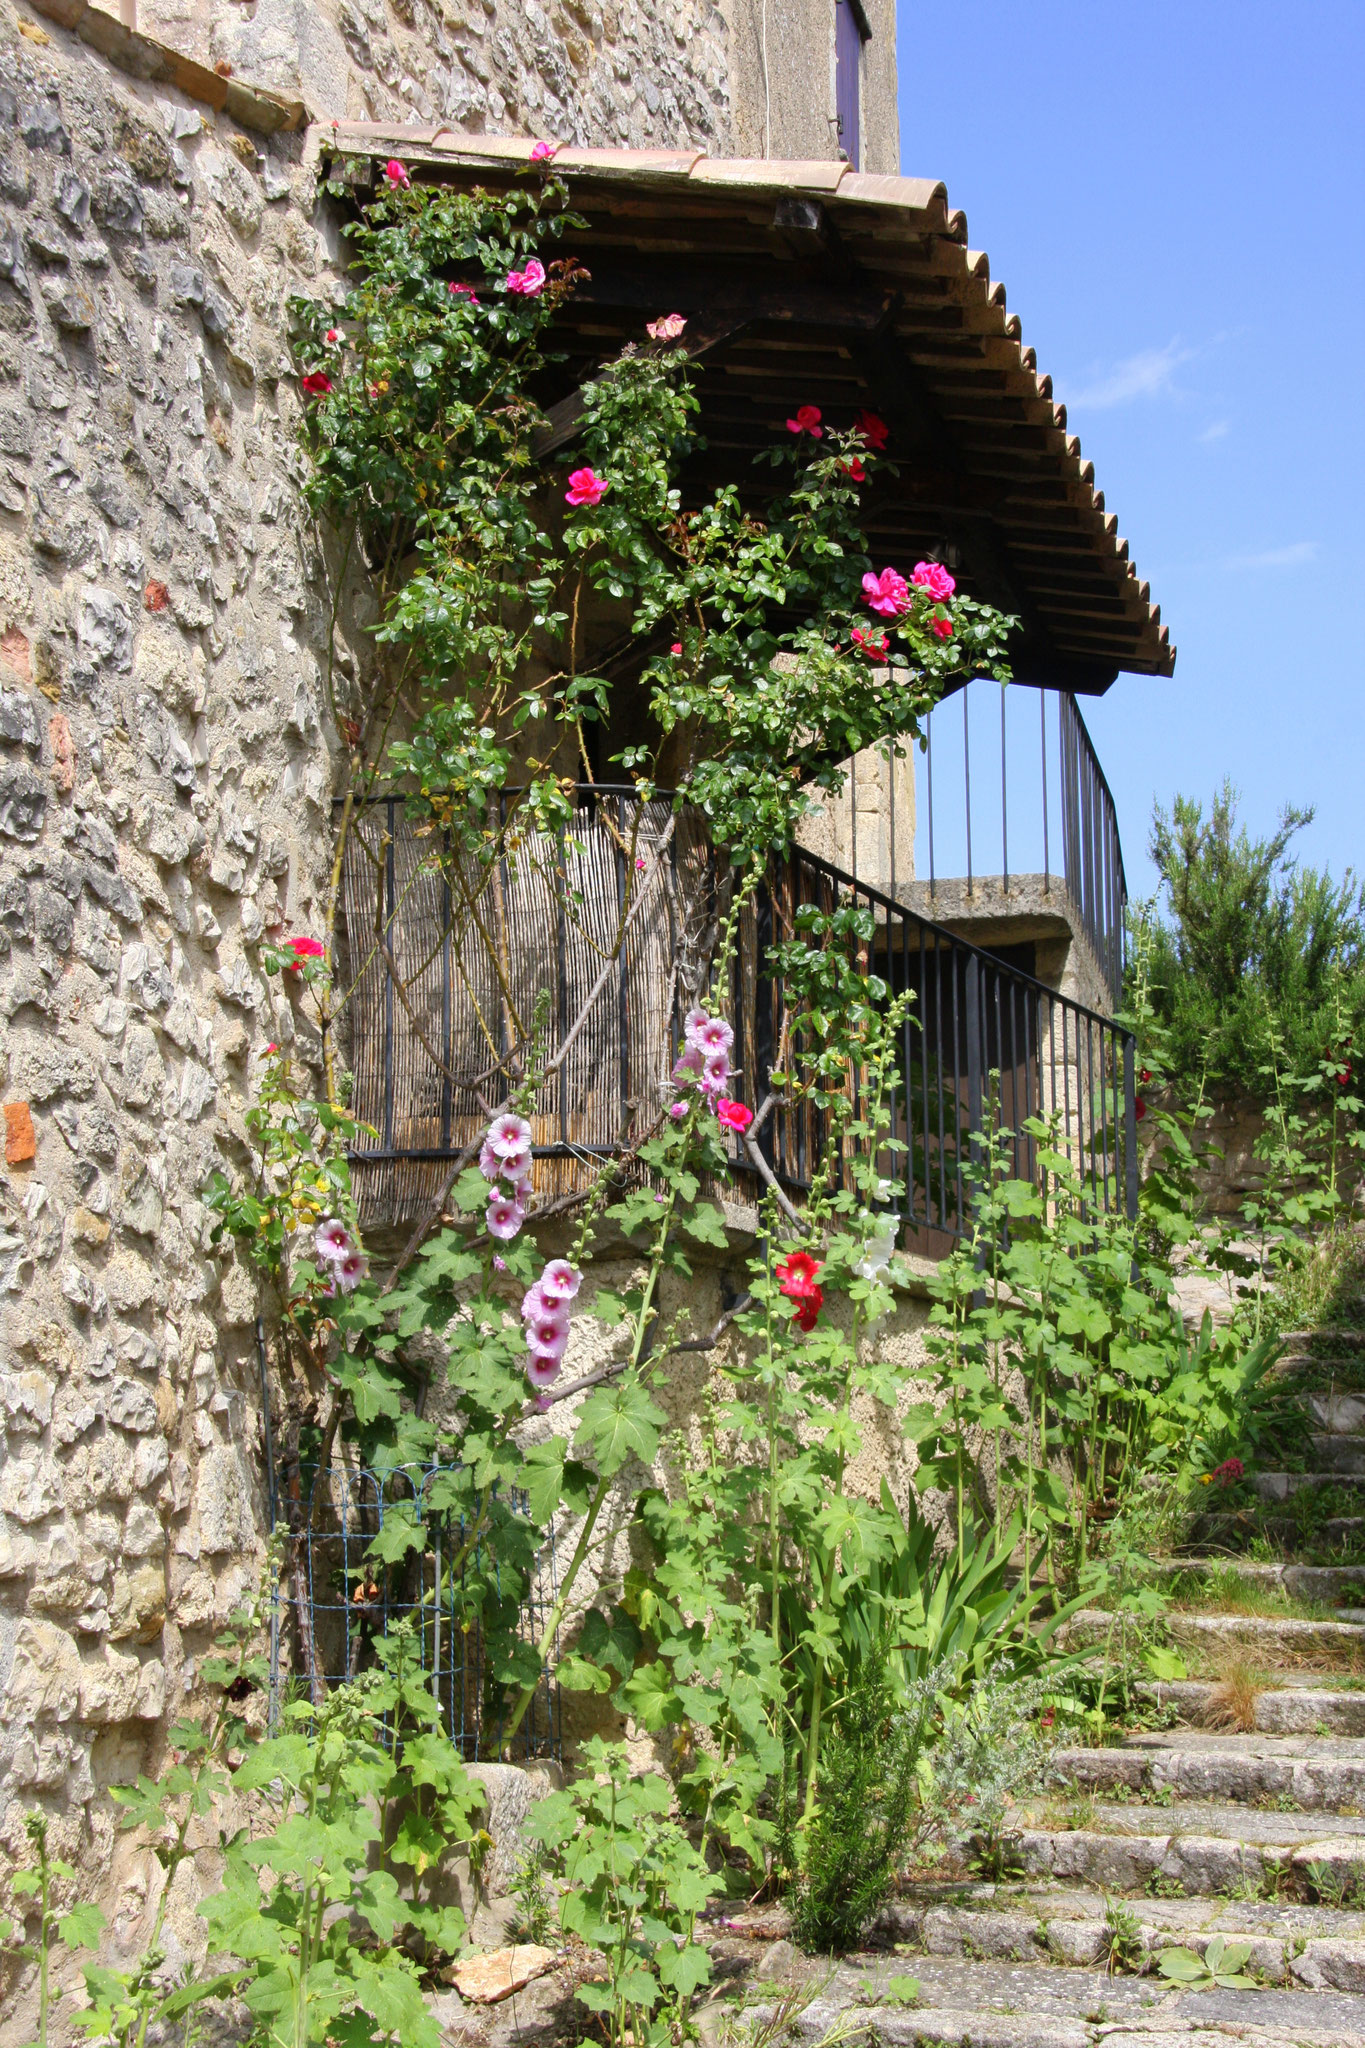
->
[[647, 312, 687, 341], [912, 560, 956, 603], [863, 567, 912, 618], [716, 1097, 752, 1133], [486, 1195, 525, 1242], [283, 935, 325, 967], [486, 1111, 533, 1160], [300, 371, 333, 398], [505, 257, 547, 296], [539, 1259, 582, 1303], [786, 404, 823, 438], [448, 281, 480, 303], [931, 615, 954, 641], [565, 467, 609, 508], [841, 457, 866, 483], [850, 627, 889, 660], [530, 139, 559, 162], [670, 642, 682, 656], [384, 159, 411, 189]]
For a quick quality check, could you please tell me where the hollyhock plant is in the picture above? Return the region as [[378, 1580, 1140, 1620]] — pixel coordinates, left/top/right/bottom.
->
[[315, 1218, 353, 1264], [786, 404, 823, 438], [912, 560, 957, 603], [776, 1249, 823, 1333], [716, 1097, 752, 1134], [300, 371, 333, 398], [647, 312, 687, 341], [862, 567, 911, 617], [565, 467, 609, 508], [854, 408, 889, 449], [505, 257, 546, 296], [384, 159, 410, 189], [539, 1259, 582, 1303], [524, 1302, 569, 1351], [486, 1194, 525, 1242]]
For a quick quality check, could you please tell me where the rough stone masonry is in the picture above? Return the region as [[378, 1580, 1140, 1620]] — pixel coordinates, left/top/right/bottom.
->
[[0, 0, 899, 1971]]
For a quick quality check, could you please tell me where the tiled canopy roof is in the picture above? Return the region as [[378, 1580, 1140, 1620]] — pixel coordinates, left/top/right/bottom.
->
[[313, 128, 1175, 692]]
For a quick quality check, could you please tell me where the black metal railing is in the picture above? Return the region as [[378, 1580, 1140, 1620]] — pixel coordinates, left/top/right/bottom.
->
[[335, 788, 1137, 1243], [897, 683, 1128, 1005]]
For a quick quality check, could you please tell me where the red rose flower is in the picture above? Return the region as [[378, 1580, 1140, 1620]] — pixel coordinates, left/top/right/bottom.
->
[[840, 457, 866, 483], [1134, 1096, 1147, 1121], [786, 404, 823, 438], [284, 936, 325, 971], [300, 371, 333, 398], [854, 409, 889, 450], [850, 627, 889, 660], [930, 615, 954, 641]]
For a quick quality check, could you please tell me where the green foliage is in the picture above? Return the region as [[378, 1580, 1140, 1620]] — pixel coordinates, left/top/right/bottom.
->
[[1157, 1936, 1258, 1989], [529, 1739, 720, 2048], [1138, 781, 1365, 1096], [788, 1652, 931, 1953]]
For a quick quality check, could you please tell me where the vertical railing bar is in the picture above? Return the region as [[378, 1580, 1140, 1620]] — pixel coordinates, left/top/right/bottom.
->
[[963, 687, 973, 899], [1041, 688, 1050, 894], [1000, 684, 1009, 894], [382, 798, 396, 1152], [556, 819, 570, 1149], [1123, 1031, 1139, 1223], [617, 793, 630, 1137], [887, 740, 896, 900], [927, 705, 936, 900]]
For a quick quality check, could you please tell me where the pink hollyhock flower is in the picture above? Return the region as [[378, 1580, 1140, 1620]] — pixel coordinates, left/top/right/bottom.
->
[[448, 281, 480, 303], [668, 1101, 689, 1120], [696, 1015, 735, 1055], [702, 1050, 730, 1088], [506, 1173, 533, 1206], [565, 467, 609, 508], [635, 855, 646, 871], [283, 935, 325, 968], [526, 1354, 562, 1390], [850, 627, 889, 660], [647, 312, 687, 341], [525, 1304, 569, 1351], [670, 642, 682, 656], [384, 159, 410, 189], [486, 1112, 533, 1161], [539, 1259, 582, 1303], [486, 1195, 525, 1242], [673, 1045, 704, 1081], [931, 615, 954, 641], [493, 1253, 507, 1271], [786, 404, 823, 438], [505, 257, 547, 296], [530, 139, 559, 161], [532, 1389, 554, 1408], [332, 1249, 369, 1293], [840, 457, 867, 483], [325, 328, 342, 344], [315, 1218, 353, 1264], [912, 560, 957, 603], [300, 371, 333, 398], [520, 1283, 547, 1323], [855, 409, 889, 450], [716, 1097, 752, 1133], [863, 567, 912, 618]]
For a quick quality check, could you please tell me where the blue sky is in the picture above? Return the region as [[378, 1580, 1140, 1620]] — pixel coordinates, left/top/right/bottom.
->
[[898, 0, 1365, 902]]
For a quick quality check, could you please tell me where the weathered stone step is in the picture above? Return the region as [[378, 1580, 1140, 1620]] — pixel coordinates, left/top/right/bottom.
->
[[1144, 1678, 1365, 1735], [884, 1894, 1365, 1989], [1313, 1434, 1365, 1473], [1051, 1728, 1365, 1809], [1311, 1392, 1365, 1433], [1250, 1470, 1365, 1499], [1067, 1607, 1365, 1665], [767, 1953, 1365, 2046], [1151, 1557, 1365, 1603], [1191, 1507, 1365, 1551]]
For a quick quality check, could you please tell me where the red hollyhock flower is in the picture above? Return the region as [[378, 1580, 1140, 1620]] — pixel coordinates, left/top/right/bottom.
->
[[300, 371, 333, 398], [786, 404, 823, 438], [854, 409, 889, 450], [1337, 1065, 1353, 1088], [776, 1250, 824, 1332], [1134, 1096, 1147, 1121]]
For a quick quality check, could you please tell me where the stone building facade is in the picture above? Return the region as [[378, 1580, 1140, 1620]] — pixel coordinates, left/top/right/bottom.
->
[[0, 0, 901, 1991]]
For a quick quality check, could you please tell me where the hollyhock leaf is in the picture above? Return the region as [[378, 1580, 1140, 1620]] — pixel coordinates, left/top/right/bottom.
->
[[577, 1604, 642, 1678], [682, 1202, 728, 1247], [519, 1437, 567, 1521], [576, 1379, 667, 1475]]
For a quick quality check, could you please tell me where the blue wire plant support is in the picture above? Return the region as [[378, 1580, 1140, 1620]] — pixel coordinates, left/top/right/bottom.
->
[[268, 1455, 562, 1762]]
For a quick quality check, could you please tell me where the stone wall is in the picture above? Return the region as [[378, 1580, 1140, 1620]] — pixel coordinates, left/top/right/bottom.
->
[[0, 0, 352, 1945]]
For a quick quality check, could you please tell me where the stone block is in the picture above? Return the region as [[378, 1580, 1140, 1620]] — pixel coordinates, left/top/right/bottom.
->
[[0, 1369, 54, 1428], [3, 1618, 81, 1721]]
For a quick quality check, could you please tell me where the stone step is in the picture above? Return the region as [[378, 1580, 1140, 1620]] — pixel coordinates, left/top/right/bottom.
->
[[883, 1893, 1365, 1989], [1067, 1607, 1365, 1665], [1144, 1679, 1365, 1736], [1249, 1470, 1365, 1499], [1011, 1809, 1365, 1896], [1311, 1392, 1365, 1434], [1313, 1435, 1365, 1473], [1191, 1508, 1365, 1552], [1051, 1729, 1365, 1809], [767, 1951, 1365, 2046], [1150, 1557, 1365, 1603]]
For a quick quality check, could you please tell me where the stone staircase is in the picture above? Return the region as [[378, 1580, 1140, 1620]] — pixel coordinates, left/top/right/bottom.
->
[[729, 1324, 1365, 2045]]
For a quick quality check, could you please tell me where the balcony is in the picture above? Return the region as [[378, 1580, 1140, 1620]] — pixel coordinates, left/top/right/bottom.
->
[[336, 781, 1136, 1252]]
